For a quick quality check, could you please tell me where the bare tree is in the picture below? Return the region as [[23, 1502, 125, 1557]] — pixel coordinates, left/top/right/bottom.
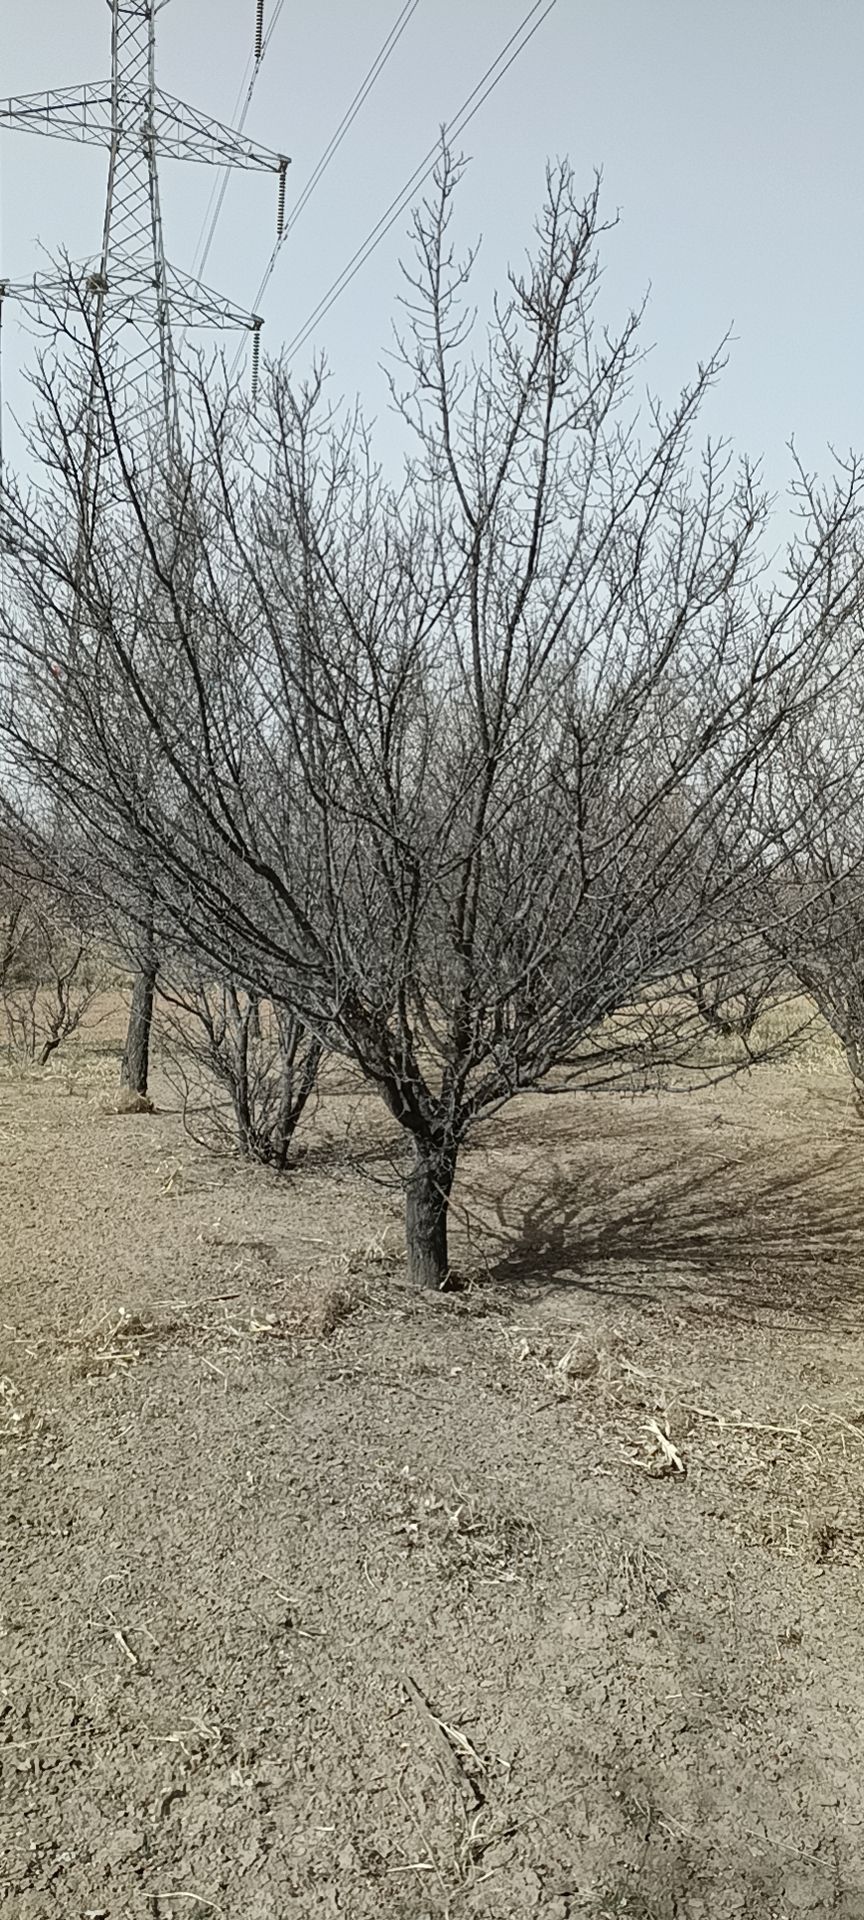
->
[[0, 856, 103, 1067], [159, 964, 322, 1166], [2, 157, 864, 1284], [688, 948, 781, 1051], [758, 685, 864, 1104], [791, 906, 864, 1103]]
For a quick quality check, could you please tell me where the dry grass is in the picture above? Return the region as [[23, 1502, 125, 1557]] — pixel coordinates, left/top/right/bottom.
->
[[387, 1675, 535, 1915], [371, 1461, 545, 1593], [597, 1538, 677, 1613], [704, 994, 848, 1076], [66, 1274, 362, 1379], [114, 1087, 155, 1115], [0, 1373, 54, 1449], [500, 1321, 864, 1568]]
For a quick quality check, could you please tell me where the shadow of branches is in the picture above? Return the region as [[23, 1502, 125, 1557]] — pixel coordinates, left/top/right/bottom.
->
[[472, 1133, 864, 1319]]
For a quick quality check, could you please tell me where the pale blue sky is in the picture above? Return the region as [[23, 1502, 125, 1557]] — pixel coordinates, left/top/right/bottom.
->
[[1, 1, 863, 494]]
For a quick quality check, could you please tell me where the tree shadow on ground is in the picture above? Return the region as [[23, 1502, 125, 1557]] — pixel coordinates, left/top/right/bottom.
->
[[478, 1139, 864, 1319]]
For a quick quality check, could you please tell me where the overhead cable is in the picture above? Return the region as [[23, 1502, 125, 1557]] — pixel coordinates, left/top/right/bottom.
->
[[191, 0, 287, 285], [230, 0, 425, 380], [282, 0, 556, 365]]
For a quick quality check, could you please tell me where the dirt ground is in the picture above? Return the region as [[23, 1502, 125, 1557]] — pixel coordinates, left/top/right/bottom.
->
[[5, 1009, 864, 1918]]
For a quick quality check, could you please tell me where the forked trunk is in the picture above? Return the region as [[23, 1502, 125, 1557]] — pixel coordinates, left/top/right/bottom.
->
[[405, 1136, 457, 1289], [121, 961, 157, 1095]]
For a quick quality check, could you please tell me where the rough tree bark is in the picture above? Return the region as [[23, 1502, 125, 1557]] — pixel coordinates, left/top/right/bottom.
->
[[229, 990, 254, 1152], [405, 1137, 457, 1289], [274, 1031, 322, 1172], [121, 960, 156, 1095]]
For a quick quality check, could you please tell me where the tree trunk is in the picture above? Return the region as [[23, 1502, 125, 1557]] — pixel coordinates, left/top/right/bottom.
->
[[275, 1032, 322, 1172], [231, 996, 254, 1154], [844, 1039, 864, 1115], [121, 962, 156, 1095], [405, 1136, 457, 1289]]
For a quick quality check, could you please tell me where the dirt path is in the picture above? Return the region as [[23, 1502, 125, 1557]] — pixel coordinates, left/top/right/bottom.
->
[[4, 1037, 864, 1917]]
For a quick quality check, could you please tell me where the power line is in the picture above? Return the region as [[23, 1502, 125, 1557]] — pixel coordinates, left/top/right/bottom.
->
[[257, 0, 421, 294], [230, 0, 423, 379], [191, 0, 287, 285], [278, 0, 557, 369]]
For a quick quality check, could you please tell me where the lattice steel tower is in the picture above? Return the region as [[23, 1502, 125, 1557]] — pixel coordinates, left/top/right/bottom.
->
[[0, 0, 289, 444]]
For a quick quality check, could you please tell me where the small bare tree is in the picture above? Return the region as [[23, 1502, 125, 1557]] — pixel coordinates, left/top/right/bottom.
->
[[0, 863, 102, 1067], [159, 965, 322, 1166], [2, 156, 864, 1283]]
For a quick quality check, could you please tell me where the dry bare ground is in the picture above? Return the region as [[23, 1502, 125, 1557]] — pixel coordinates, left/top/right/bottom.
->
[[4, 1004, 864, 1917]]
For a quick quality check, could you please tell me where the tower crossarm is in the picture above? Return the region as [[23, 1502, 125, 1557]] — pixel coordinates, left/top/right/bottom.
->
[[0, 84, 289, 175], [152, 92, 288, 172], [0, 0, 286, 431], [165, 265, 263, 330], [1, 264, 263, 333], [0, 85, 115, 145]]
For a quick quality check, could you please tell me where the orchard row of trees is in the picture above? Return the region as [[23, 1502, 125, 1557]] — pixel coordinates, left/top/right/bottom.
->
[[0, 849, 320, 1162], [3, 157, 864, 1283]]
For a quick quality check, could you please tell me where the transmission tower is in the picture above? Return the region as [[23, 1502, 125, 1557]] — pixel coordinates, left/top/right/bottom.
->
[[0, 3, 289, 1097], [0, 0, 289, 449]]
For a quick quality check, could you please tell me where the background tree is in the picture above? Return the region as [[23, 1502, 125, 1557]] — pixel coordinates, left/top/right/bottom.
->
[[0, 828, 104, 1068], [2, 156, 864, 1284], [159, 962, 322, 1167], [757, 683, 864, 1105]]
